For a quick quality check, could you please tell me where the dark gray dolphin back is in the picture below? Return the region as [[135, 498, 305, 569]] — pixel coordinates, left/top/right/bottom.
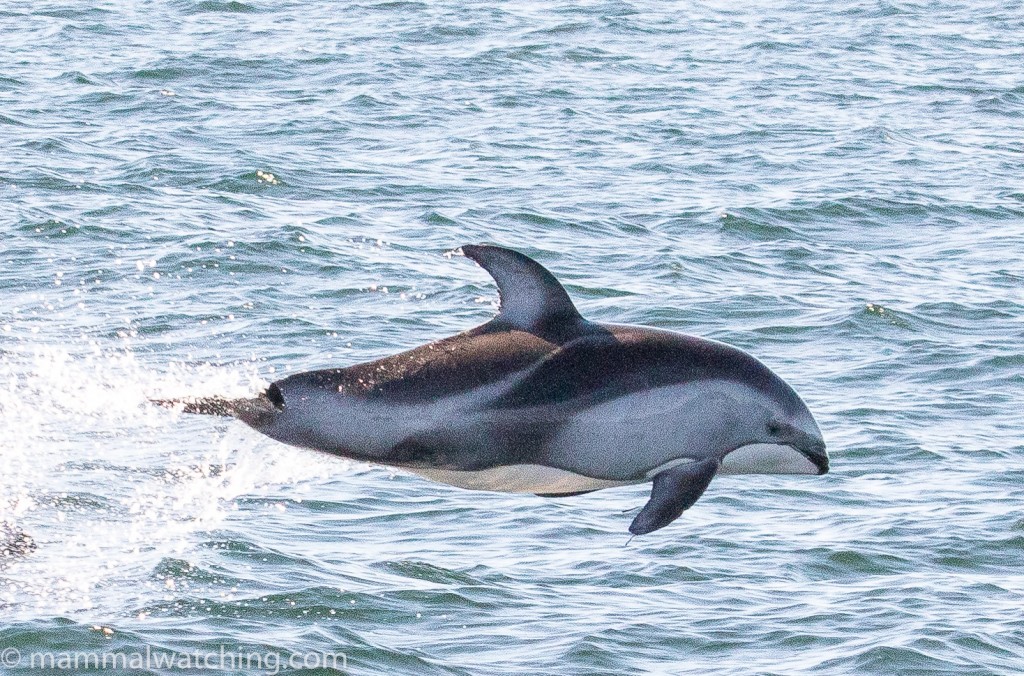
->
[[272, 245, 599, 405], [490, 324, 802, 416]]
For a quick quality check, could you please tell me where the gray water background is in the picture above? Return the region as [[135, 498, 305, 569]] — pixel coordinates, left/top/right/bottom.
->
[[1, 1, 1023, 674]]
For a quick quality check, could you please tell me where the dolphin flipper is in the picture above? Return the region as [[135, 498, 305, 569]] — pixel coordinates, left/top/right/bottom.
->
[[629, 458, 721, 535]]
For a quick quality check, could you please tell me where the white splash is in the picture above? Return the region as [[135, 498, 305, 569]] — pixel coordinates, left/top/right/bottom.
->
[[0, 344, 337, 618]]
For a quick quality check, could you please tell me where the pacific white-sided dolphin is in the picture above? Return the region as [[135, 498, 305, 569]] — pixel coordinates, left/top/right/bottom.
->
[[159, 244, 827, 535]]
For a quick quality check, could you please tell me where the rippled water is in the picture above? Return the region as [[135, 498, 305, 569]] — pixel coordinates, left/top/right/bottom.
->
[[2, 1, 1022, 674]]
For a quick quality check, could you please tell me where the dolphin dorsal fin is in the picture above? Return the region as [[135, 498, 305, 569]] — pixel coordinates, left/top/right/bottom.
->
[[461, 244, 584, 336]]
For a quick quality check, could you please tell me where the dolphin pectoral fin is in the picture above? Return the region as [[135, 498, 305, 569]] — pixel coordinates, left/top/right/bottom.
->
[[629, 458, 720, 536], [461, 244, 584, 337]]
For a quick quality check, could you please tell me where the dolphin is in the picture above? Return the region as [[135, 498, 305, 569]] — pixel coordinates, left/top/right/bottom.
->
[[157, 244, 827, 535]]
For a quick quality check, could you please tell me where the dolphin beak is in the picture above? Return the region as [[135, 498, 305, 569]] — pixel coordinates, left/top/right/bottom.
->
[[772, 420, 828, 475], [792, 429, 829, 475]]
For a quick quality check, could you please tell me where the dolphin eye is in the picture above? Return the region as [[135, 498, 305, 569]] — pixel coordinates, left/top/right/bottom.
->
[[767, 421, 782, 436]]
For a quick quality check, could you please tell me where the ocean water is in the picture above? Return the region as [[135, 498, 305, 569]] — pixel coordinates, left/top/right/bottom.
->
[[1, 0, 1022, 674]]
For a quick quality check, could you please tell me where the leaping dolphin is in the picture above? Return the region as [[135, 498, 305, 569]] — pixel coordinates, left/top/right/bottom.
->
[[157, 244, 828, 535]]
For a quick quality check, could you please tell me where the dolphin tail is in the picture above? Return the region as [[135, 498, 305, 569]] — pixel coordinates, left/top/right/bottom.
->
[[151, 396, 240, 416], [152, 393, 278, 429]]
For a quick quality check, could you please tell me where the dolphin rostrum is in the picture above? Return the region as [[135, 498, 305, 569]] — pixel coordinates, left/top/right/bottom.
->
[[157, 244, 828, 535]]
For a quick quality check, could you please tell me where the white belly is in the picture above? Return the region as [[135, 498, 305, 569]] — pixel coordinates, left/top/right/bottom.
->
[[721, 443, 819, 475], [404, 464, 637, 494], [407, 442, 817, 493]]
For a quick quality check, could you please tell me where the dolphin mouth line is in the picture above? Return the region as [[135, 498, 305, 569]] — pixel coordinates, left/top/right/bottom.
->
[[795, 441, 829, 475], [770, 420, 829, 475]]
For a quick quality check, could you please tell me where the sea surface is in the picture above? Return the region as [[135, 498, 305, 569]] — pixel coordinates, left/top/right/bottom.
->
[[1, 1, 1022, 674]]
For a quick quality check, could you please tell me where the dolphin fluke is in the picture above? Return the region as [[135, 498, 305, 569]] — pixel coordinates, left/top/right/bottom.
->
[[152, 392, 279, 428], [151, 396, 239, 416]]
